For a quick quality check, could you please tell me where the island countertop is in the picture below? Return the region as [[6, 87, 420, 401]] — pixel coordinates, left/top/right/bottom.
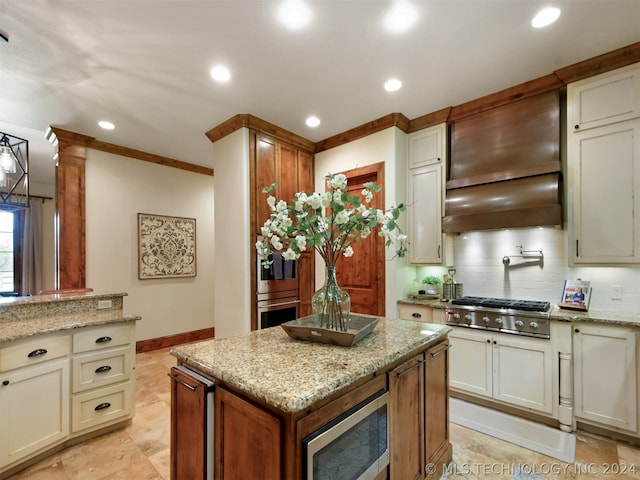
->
[[171, 317, 450, 414]]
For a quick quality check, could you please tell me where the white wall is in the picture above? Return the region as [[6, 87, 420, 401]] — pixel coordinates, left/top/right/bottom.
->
[[314, 127, 414, 319], [85, 149, 215, 342], [410, 227, 640, 313], [211, 128, 252, 338]]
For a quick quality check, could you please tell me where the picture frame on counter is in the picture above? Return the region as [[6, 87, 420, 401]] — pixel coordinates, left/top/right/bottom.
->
[[559, 279, 591, 311], [138, 213, 197, 279]]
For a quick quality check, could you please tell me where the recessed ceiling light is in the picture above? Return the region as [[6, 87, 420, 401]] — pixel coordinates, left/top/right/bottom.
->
[[531, 7, 561, 28], [306, 115, 320, 127], [98, 121, 115, 130], [276, 0, 312, 30], [384, 78, 402, 92], [383, 0, 418, 33], [210, 65, 231, 82]]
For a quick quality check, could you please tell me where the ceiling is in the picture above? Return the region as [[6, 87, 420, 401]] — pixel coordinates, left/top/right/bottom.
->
[[0, 1, 639, 189]]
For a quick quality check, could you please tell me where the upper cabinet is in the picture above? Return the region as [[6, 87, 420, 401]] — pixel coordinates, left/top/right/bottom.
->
[[569, 64, 640, 132], [567, 64, 640, 264], [406, 124, 451, 265]]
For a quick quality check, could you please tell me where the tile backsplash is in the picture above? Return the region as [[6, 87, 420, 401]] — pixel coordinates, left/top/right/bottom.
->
[[413, 227, 639, 313]]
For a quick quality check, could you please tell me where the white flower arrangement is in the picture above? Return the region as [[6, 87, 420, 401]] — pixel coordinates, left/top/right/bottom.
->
[[256, 173, 407, 270]]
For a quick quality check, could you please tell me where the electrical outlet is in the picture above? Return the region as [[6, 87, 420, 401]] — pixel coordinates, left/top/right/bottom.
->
[[611, 285, 623, 300], [98, 299, 113, 309]]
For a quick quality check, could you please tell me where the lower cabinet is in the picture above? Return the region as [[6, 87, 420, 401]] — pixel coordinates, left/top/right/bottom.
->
[[573, 323, 638, 435], [215, 386, 283, 480], [0, 322, 136, 476], [449, 328, 554, 415], [398, 303, 433, 323], [0, 357, 69, 468], [389, 339, 451, 480]]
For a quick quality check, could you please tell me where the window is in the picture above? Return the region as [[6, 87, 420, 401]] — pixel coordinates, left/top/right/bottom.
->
[[0, 210, 17, 294]]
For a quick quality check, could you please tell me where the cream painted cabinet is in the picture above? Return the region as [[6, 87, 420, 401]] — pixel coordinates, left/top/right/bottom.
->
[[407, 124, 450, 265], [0, 334, 70, 469], [449, 328, 554, 415], [573, 323, 638, 435], [71, 324, 136, 433], [568, 64, 640, 264], [398, 303, 433, 323]]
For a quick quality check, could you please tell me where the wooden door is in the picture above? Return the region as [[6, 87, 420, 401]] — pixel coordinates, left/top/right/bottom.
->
[[335, 163, 385, 316]]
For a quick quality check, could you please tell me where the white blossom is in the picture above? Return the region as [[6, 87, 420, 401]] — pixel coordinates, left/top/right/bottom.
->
[[361, 188, 373, 203], [270, 235, 283, 250], [267, 196, 276, 211], [332, 191, 344, 206], [283, 248, 298, 261], [327, 173, 347, 190], [295, 235, 307, 251], [321, 191, 333, 207], [276, 200, 288, 212], [307, 193, 323, 209], [335, 210, 350, 225], [343, 246, 354, 257]]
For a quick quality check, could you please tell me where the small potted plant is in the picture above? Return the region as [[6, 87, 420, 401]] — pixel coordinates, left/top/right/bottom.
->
[[421, 275, 441, 295]]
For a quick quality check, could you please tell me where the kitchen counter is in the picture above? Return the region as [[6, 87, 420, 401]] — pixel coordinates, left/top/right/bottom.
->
[[398, 297, 640, 327], [171, 317, 450, 413], [0, 292, 141, 344]]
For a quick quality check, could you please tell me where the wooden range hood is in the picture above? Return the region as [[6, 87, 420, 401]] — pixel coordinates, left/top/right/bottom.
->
[[443, 90, 562, 233]]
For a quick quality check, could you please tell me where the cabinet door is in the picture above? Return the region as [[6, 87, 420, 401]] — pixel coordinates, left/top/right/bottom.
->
[[492, 336, 553, 415], [0, 358, 69, 467], [170, 366, 214, 480], [215, 386, 282, 480], [255, 134, 278, 230], [568, 65, 640, 131], [389, 354, 425, 480], [397, 303, 433, 323], [574, 324, 637, 433], [408, 125, 445, 169], [425, 341, 450, 470], [408, 165, 443, 264], [570, 120, 640, 263], [448, 329, 492, 397]]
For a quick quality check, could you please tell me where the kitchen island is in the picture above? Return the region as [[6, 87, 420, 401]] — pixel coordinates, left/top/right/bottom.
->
[[170, 317, 452, 480]]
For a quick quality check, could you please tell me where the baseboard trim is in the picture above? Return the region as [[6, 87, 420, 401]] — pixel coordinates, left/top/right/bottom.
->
[[136, 327, 215, 353]]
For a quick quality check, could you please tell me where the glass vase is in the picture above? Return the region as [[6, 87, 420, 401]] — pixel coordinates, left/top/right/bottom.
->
[[312, 266, 351, 331]]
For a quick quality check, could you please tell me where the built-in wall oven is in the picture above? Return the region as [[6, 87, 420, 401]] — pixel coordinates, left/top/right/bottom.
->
[[257, 249, 300, 329]]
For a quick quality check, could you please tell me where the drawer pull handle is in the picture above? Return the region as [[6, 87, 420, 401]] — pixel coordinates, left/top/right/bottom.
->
[[27, 348, 48, 358], [395, 360, 425, 378], [95, 365, 112, 373], [411, 313, 422, 318], [95, 336, 112, 344], [167, 373, 197, 391], [94, 402, 111, 411], [430, 344, 451, 358]]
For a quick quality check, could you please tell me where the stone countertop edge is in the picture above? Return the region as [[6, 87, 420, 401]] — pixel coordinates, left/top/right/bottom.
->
[[398, 297, 640, 327], [171, 318, 451, 414], [0, 291, 128, 307], [0, 310, 141, 345]]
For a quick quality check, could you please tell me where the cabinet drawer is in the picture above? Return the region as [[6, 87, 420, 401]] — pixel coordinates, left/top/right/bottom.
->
[[398, 304, 433, 323], [72, 346, 133, 393], [0, 334, 70, 372], [73, 323, 133, 354], [71, 381, 134, 433]]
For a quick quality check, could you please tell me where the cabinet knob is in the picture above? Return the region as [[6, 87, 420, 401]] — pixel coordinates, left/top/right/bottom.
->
[[2, 380, 9, 386], [574, 124, 580, 129], [412, 312, 422, 318], [574, 328, 580, 333]]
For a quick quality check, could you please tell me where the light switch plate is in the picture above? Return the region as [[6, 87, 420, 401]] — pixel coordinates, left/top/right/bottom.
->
[[98, 299, 113, 309], [611, 285, 623, 300]]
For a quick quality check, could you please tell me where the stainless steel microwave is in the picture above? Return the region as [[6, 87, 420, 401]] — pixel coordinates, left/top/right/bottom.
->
[[303, 390, 389, 480]]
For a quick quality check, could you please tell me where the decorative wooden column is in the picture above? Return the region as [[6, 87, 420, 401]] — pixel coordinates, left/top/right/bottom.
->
[[46, 127, 93, 290]]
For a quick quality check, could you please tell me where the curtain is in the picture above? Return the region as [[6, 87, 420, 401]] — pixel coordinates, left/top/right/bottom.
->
[[20, 199, 43, 295]]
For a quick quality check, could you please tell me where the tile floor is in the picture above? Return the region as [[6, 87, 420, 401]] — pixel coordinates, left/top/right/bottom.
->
[[7, 346, 640, 480]]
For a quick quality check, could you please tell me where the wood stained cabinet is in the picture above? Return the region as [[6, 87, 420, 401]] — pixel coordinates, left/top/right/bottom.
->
[[389, 339, 451, 480], [215, 386, 283, 480]]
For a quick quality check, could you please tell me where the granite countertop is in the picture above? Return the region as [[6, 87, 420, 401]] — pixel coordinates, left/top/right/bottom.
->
[[0, 310, 141, 344], [398, 297, 640, 327], [171, 318, 450, 414]]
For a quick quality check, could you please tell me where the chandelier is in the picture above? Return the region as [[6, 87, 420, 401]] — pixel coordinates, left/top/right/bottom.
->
[[0, 132, 29, 210]]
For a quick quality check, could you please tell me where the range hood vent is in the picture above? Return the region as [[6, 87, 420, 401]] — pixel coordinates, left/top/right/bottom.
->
[[444, 91, 562, 233]]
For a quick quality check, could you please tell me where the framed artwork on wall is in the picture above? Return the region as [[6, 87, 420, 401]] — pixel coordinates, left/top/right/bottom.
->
[[138, 213, 197, 279]]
